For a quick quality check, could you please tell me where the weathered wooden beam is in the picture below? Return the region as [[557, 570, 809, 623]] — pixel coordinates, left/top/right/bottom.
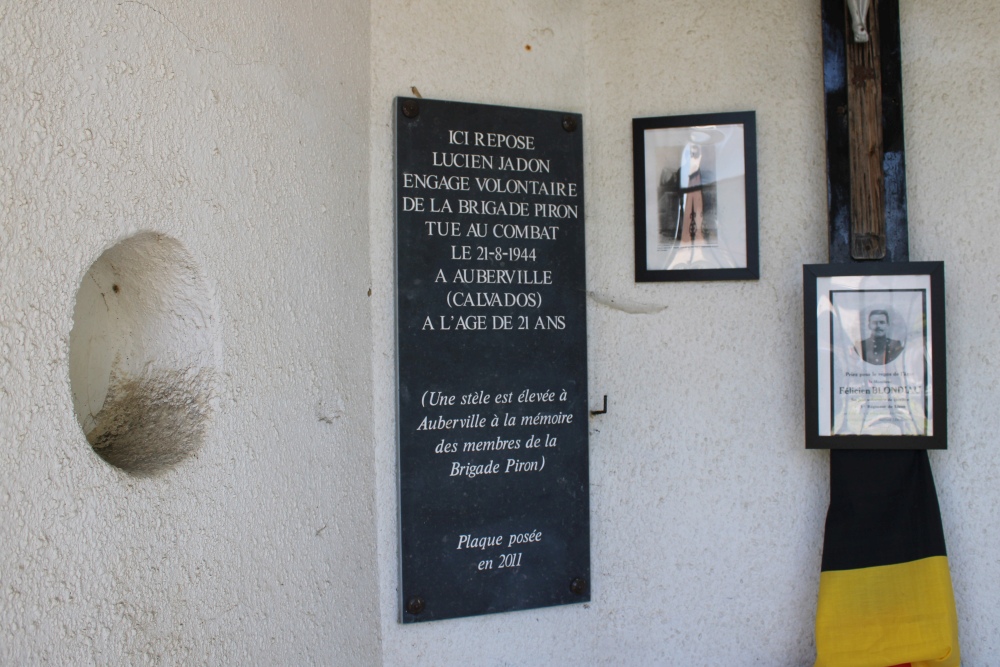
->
[[846, 0, 885, 258], [822, 0, 908, 263]]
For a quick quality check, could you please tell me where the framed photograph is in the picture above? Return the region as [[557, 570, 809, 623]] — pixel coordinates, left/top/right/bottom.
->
[[633, 110, 758, 282], [803, 262, 946, 449]]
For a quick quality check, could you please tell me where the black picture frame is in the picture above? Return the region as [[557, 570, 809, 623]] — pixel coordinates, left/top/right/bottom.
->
[[633, 110, 759, 282], [803, 262, 946, 450]]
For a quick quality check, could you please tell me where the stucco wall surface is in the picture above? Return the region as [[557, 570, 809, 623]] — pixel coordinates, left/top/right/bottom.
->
[[370, 0, 1000, 665], [580, 1, 827, 663], [4, 0, 1000, 664], [900, 2, 1000, 663], [0, 1, 378, 664]]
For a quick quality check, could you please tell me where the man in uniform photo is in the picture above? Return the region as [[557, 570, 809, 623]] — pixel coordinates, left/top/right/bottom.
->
[[858, 309, 904, 365]]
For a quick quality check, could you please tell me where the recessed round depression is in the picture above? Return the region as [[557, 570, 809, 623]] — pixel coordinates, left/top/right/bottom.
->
[[69, 232, 218, 475]]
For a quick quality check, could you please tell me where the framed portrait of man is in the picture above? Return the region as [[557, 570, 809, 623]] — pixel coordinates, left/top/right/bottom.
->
[[803, 262, 947, 449], [633, 111, 759, 282]]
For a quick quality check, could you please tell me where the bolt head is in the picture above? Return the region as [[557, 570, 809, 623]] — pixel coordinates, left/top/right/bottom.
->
[[405, 596, 426, 615], [569, 577, 587, 596], [562, 115, 578, 132], [402, 99, 420, 119]]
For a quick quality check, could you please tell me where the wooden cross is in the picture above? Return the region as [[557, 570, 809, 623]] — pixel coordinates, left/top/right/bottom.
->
[[822, 0, 908, 262], [817, 5, 959, 663]]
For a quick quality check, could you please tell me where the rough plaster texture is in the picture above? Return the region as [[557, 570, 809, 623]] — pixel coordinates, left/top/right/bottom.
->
[[4, 0, 1000, 664], [369, 0, 1000, 665], [1, 0, 378, 663], [900, 3, 1000, 664], [70, 232, 219, 474]]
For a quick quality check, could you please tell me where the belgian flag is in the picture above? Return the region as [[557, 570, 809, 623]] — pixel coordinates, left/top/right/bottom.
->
[[814, 449, 960, 666]]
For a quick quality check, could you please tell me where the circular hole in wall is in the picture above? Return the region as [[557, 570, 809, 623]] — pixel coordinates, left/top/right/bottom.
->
[[69, 232, 218, 475]]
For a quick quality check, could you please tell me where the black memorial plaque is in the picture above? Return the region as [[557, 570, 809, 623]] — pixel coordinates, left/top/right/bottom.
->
[[395, 97, 589, 623]]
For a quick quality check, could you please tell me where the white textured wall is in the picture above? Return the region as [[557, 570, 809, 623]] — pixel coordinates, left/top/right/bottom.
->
[[4, 0, 1000, 664], [0, 1, 378, 664], [370, 0, 1000, 665], [902, 2, 1000, 664], [582, 1, 826, 663]]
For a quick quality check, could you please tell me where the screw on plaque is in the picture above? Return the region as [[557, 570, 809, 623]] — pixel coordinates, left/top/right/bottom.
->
[[402, 99, 420, 119], [569, 577, 588, 596], [561, 115, 577, 132], [405, 596, 426, 615]]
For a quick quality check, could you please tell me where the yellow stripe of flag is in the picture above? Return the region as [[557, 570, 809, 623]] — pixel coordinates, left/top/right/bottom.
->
[[815, 555, 959, 667]]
